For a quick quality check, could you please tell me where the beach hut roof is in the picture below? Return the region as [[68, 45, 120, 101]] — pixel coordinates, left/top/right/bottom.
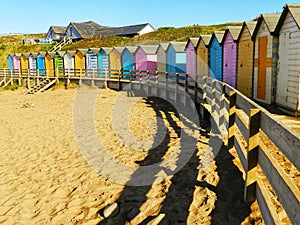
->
[[138, 45, 159, 54], [66, 50, 76, 57], [158, 43, 169, 51], [275, 4, 300, 34], [209, 31, 225, 45], [21, 53, 30, 58], [168, 42, 186, 52], [222, 26, 243, 43], [89, 48, 101, 55], [77, 48, 89, 56], [237, 21, 257, 41], [100, 47, 113, 54], [38, 52, 47, 57], [113, 47, 126, 54], [7, 54, 13, 58], [197, 34, 212, 47], [14, 53, 22, 57], [125, 46, 138, 54], [252, 13, 281, 39], [30, 52, 39, 58], [185, 38, 200, 50], [46, 52, 56, 58], [57, 51, 66, 57]]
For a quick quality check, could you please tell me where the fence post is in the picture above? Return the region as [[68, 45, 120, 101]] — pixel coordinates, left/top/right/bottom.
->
[[165, 72, 168, 100], [118, 70, 121, 90], [194, 74, 198, 102], [244, 108, 261, 202], [227, 91, 237, 151], [211, 80, 216, 114], [155, 71, 159, 96], [10, 69, 13, 85]]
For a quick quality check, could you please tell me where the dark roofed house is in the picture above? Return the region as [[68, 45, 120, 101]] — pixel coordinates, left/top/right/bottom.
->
[[93, 23, 155, 38], [46, 26, 66, 41], [65, 21, 110, 41]]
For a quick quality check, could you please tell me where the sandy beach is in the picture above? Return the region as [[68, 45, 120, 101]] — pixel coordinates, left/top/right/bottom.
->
[[0, 86, 262, 224]]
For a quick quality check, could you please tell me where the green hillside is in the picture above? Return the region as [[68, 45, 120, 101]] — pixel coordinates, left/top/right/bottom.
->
[[0, 22, 242, 67]]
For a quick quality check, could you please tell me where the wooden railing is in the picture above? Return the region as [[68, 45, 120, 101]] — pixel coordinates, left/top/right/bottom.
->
[[48, 37, 72, 52], [0, 68, 299, 224]]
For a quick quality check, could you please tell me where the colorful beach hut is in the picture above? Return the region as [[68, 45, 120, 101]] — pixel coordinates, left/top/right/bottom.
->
[[166, 42, 186, 73], [196, 34, 211, 77], [109, 47, 125, 73], [86, 48, 99, 76], [222, 26, 242, 88], [185, 38, 199, 75], [156, 43, 169, 72], [135, 45, 158, 71], [64, 50, 76, 76], [45, 52, 56, 77], [28, 53, 38, 75], [252, 13, 281, 104], [74, 49, 88, 76], [274, 4, 300, 115], [98, 47, 112, 77], [7, 54, 13, 70], [36, 52, 46, 76], [20, 53, 29, 74], [13, 53, 21, 73], [237, 21, 257, 98], [54, 51, 65, 77], [209, 31, 225, 81], [122, 46, 137, 76]]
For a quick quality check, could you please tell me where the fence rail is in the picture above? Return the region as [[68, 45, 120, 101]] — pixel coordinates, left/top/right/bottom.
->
[[0, 68, 299, 225]]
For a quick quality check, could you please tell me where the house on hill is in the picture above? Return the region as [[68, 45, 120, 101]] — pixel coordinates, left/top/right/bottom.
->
[[65, 21, 110, 41], [46, 26, 66, 41], [93, 23, 155, 38]]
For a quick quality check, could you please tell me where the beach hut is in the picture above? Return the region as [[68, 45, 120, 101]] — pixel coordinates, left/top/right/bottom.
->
[[63, 50, 76, 76], [156, 43, 169, 72], [222, 26, 242, 88], [185, 38, 199, 75], [196, 34, 211, 77], [109, 47, 125, 74], [13, 53, 21, 73], [7, 54, 13, 70], [28, 53, 38, 75], [122, 46, 137, 76], [274, 4, 300, 115], [74, 49, 88, 76], [135, 45, 158, 72], [45, 52, 56, 77], [86, 48, 99, 76], [20, 53, 29, 74], [36, 52, 46, 76], [166, 42, 186, 73], [209, 31, 225, 81], [98, 47, 112, 77], [237, 21, 257, 98], [54, 51, 65, 77], [252, 13, 281, 104]]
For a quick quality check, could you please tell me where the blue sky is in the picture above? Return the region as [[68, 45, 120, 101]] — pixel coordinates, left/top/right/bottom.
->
[[0, 0, 295, 34]]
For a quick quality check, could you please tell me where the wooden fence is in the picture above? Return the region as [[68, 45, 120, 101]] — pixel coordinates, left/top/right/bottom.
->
[[0, 68, 299, 224]]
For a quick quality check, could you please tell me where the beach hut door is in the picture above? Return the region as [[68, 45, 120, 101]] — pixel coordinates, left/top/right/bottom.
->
[[257, 36, 267, 100]]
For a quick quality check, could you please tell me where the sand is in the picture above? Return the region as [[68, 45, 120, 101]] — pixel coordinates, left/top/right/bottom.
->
[[0, 86, 261, 224]]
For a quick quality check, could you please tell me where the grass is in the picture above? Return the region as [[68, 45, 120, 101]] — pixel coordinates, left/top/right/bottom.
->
[[0, 83, 20, 91]]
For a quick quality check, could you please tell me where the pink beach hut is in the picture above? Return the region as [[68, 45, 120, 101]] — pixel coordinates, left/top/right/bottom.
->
[[221, 26, 242, 88], [135, 45, 159, 72], [185, 38, 199, 75], [13, 53, 21, 73]]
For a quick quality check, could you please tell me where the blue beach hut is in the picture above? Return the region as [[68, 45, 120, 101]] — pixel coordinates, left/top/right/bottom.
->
[[37, 52, 46, 76], [7, 54, 13, 70], [166, 42, 186, 74], [209, 31, 225, 81], [122, 46, 137, 77], [98, 47, 112, 77]]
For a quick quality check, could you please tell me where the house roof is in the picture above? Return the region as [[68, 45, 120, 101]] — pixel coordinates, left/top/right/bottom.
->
[[198, 34, 212, 47], [50, 26, 66, 34], [70, 21, 110, 39], [94, 23, 154, 37], [222, 26, 243, 43], [275, 4, 300, 34], [138, 45, 159, 54], [252, 13, 281, 39], [168, 42, 186, 52]]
